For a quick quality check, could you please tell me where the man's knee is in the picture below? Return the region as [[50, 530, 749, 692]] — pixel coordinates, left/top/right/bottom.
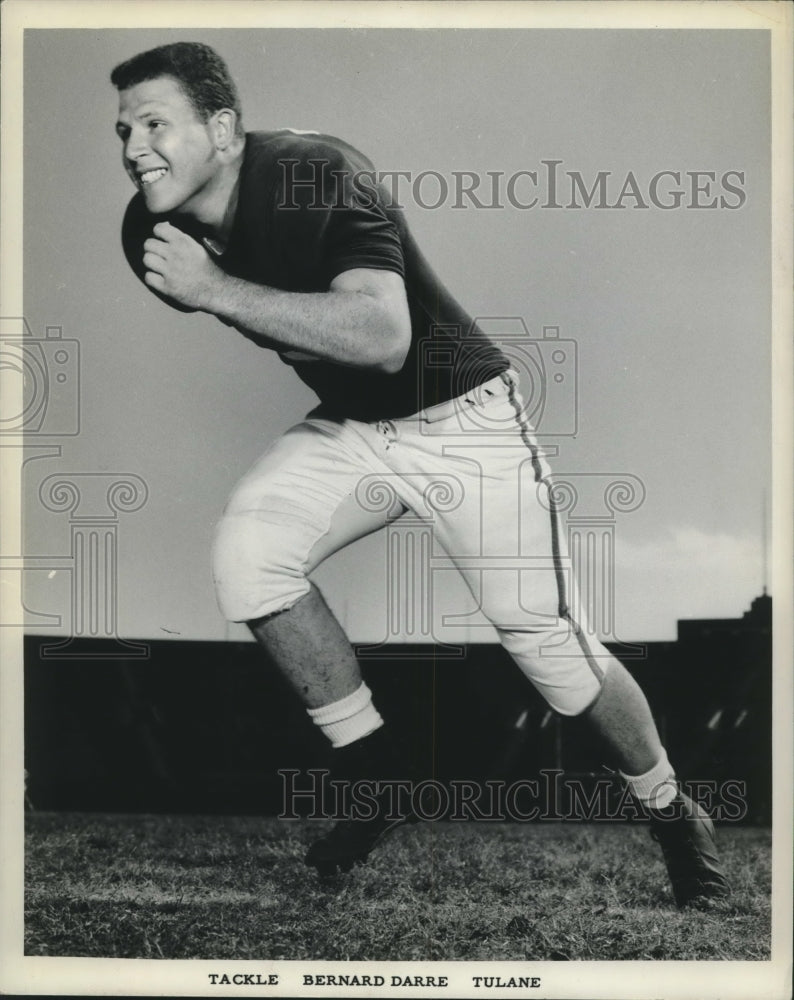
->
[[499, 623, 612, 717], [212, 511, 311, 622]]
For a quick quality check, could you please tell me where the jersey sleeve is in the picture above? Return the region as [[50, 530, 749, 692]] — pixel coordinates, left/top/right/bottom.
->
[[272, 138, 405, 286]]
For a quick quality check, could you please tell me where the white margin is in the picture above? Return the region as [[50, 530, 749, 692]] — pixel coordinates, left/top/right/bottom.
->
[[1, 2, 791, 998]]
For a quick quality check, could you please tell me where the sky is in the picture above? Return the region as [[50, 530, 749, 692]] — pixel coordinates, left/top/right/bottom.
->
[[17, 26, 772, 643]]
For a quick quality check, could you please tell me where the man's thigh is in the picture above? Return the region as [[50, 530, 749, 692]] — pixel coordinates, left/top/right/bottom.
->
[[382, 390, 563, 627], [213, 417, 404, 621]]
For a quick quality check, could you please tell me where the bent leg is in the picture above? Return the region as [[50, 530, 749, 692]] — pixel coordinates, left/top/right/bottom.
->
[[214, 418, 416, 873], [464, 481, 664, 775], [410, 394, 664, 774], [411, 381, 725, 902], [212, 418, 403, 708]]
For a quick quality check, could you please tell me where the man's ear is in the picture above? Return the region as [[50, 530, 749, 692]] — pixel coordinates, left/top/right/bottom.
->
[[212, 108, 237, 150]]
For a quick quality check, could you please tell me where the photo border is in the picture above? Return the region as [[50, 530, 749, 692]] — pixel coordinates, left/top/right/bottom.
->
[[1, 2, 791, 997]]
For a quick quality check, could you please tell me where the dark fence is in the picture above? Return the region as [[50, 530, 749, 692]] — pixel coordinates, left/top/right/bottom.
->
[[24, 626, 772, 823]]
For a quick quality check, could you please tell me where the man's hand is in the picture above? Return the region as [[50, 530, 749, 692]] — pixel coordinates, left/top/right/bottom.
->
[[143, 222, 223, 310]]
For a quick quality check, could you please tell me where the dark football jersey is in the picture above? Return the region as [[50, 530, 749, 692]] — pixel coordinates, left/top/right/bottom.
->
[[122, 130, 508, 420]]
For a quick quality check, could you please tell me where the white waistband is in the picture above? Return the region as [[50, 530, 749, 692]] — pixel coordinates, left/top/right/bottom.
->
[[402, 370, 517, 424]]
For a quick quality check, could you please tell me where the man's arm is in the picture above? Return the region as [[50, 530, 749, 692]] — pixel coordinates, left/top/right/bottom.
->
[[143, 222, 411, 374]]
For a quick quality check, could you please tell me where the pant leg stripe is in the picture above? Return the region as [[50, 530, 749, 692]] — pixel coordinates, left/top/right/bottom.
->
[[504, 377, 605, 686]]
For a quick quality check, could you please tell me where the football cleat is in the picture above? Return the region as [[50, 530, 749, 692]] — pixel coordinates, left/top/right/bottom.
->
[[305, 813, 415, 877], [304, 726, 417, 877], [649, 792, 730, 908]]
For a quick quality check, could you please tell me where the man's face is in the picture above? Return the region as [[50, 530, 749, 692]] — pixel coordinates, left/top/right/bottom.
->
[[116, 76, 219, 216]]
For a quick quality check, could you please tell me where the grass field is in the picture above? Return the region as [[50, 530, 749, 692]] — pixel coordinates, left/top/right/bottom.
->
[[25, 812, 770, 961]]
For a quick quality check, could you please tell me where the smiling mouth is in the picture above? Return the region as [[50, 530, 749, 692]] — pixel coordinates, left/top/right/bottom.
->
[[139, 168, 168, 186]]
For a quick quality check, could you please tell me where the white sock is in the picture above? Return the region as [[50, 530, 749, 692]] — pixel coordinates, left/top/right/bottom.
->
[[620, 750, 678, 810], [307, 682, 384, 748]]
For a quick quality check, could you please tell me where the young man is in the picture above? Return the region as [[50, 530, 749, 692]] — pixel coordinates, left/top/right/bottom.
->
[[112, 42, 728, 907]]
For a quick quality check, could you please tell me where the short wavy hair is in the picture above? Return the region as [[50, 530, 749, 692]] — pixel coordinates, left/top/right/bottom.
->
[[111, 42, 244, 137]]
